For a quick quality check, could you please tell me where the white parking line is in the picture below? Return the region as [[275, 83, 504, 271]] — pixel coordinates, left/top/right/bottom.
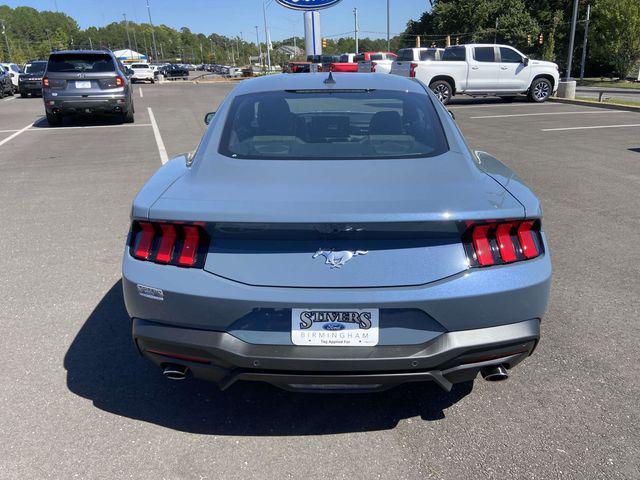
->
[[449, 102, 562, 109], [543, 124, 640, 132], [471, 110, 626, 119], [29, 123, 152, 131], [2, 96, 16, 102], [0, 121, 35, 147], [0, 129, 19, 133], [139, 87, 144, 98], [148, 107, 169, 164]]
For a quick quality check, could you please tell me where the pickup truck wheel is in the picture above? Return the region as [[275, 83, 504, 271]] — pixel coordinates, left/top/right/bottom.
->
[[430, 80, 453, 105], [529, 78, 552, 102]]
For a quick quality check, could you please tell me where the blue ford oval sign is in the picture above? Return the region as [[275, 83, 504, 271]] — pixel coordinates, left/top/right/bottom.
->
[[276, 0, 343, 10]]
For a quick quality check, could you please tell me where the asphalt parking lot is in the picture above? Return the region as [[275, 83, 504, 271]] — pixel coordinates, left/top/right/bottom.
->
[[1, 82, 639, 480]]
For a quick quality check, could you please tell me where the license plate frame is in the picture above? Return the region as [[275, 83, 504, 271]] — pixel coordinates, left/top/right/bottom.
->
[[75, 81, 91, 89], [291, 308, 379, 347]]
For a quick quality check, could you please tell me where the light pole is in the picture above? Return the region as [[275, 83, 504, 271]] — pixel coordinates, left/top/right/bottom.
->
[[579, 4, 591, 80], [0, 19, 11, 62], [386, 0, 390, 51], [123, 13, 132, 51], [146, 0, 158, 61], [565, 0, 580, 81], [255, 25, 263, 70], [353, 8, 359, 53], [262, 1, 272, 71]]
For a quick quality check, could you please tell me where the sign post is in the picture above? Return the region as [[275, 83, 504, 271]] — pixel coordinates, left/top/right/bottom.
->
[[276, 0, 344, 58]]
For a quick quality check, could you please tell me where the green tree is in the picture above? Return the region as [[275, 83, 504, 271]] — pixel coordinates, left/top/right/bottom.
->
[[590, 0, 640, 78]]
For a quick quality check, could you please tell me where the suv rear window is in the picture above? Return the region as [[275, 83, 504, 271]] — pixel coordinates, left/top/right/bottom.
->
[[217, 90, 449, 160], [47, 53, 116, 73], [24, 62, 47, 74], [419, 50, 438, 61]]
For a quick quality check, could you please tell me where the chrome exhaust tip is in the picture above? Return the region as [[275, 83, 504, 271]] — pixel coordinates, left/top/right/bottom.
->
[[162, 364, 189, 381], [481, 365, 509, 382]]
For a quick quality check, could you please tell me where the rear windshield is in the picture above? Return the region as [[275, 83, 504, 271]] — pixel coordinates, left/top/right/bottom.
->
[[443, 46, 466, 61], [419, 50, 438, 61], [217, 90, 449, 160], [339, 54, 351, 62], [397, 49, 414, 61], [47, 54, 116, 73], [24, 62, 47, 74]]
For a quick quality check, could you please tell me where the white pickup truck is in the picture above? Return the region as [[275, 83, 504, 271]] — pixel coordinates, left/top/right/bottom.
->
[[130, 63, 155, 84], [399, 44, 559, 104], [356, 52, 398, 74], [390, 48, 444, 78]]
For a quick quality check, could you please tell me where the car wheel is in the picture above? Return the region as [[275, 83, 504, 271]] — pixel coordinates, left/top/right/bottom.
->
[[150, 79, 155, 84], [430, 80, 453, 105], [122, 108, 134, 124], [528, 78, 552, 102], [20, 92, 27, 98], [46, 112, 62, 127]]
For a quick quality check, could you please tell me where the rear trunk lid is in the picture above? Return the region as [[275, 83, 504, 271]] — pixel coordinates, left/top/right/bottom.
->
[[150, 152, 524, 288]]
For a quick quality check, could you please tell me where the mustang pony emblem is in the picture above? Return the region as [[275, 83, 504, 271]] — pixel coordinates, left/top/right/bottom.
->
[[312, 249, 368, 269]]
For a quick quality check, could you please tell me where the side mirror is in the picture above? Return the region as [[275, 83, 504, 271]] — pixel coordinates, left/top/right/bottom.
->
[[448, 110, 456, 120], [204, 112, 216, 125], [523, 57, 529, 67]]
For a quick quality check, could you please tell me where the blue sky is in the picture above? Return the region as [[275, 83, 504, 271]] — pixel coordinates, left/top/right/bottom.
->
[[4, 0, 429, 41]]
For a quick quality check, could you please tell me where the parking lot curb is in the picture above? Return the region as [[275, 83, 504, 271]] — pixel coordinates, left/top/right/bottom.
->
[[549, 97, 640, 113]]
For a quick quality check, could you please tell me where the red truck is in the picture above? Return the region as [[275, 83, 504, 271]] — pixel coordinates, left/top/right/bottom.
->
[[330, 54, 358, 72]]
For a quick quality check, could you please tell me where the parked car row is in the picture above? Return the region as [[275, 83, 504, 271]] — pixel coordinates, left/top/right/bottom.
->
[[286, 44, 559, 104]]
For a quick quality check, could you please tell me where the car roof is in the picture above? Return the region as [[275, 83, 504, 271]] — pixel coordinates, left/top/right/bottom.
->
[[233, 73, 427, 95], [49, 50, 115, 56]]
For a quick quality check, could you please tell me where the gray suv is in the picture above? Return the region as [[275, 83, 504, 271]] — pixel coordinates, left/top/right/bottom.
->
[[42, 50, 134, 126]]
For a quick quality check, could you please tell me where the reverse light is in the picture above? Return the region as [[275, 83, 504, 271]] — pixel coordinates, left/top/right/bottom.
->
[[463, 220, 543, 267], [409, 62, 418, 78], [129, 221, 209, 268]]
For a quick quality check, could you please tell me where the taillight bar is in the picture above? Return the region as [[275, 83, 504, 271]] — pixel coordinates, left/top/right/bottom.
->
[[463, 220, 543, 268], [115, 76, 124, 87], [42, 76, 50, 88], [129, 221, 209, 268]]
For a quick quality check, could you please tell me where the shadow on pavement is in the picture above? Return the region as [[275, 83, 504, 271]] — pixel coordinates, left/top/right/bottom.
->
[[32, 115, 129, 129], [64, 280, 473, 436]]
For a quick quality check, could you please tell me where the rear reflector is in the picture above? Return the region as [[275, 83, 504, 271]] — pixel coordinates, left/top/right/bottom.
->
[[464, 220, 543, 268], [130, 221, 208, 268]]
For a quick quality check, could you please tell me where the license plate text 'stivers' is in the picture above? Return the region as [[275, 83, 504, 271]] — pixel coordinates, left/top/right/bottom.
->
[[291, 309, 379, 346]]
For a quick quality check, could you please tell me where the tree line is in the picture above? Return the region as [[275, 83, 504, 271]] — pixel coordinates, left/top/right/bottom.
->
[[1, 2, 638, 78]]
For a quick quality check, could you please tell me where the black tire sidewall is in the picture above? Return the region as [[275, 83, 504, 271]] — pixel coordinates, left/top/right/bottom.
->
[[529, 78, 551, 102], [430, 80, 453, 105]]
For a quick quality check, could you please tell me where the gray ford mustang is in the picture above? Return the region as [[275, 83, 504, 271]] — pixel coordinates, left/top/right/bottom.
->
[[123, 73, 551, 393]]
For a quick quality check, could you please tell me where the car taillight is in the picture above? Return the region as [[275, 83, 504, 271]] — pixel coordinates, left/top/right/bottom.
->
[[463, 220, 543, 267], [42, 76, 50, 88], [371, 62, 377, 73], [409, 62, 418, 78], [116, 76, 124, 87], [129, 221, 209, 268]]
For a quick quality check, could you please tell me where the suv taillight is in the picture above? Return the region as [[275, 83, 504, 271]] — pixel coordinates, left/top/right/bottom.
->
[[371, 62, 377, 73], [463, 220, 543, 267], [409, 62, 418, 78], [42, 76, 50, 88], [129, 221, 209, 268], [115, 76, 124, 87]]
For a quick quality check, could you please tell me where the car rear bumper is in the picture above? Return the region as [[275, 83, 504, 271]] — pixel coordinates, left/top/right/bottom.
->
[[133, 317, 539, 392], [44, 93, 129, 115]]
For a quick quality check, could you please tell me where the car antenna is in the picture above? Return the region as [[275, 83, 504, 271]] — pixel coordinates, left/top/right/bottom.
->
[[323, 71, 336, 85]]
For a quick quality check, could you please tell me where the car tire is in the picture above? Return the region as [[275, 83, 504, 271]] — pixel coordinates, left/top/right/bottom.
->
[[122, 108, 134, 124], [150, 79, 155, 84], [528, 78, 552, 103], [20, 92, 27, 98], [430, 80, 453, 105], [46, 112, 62, 127]]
